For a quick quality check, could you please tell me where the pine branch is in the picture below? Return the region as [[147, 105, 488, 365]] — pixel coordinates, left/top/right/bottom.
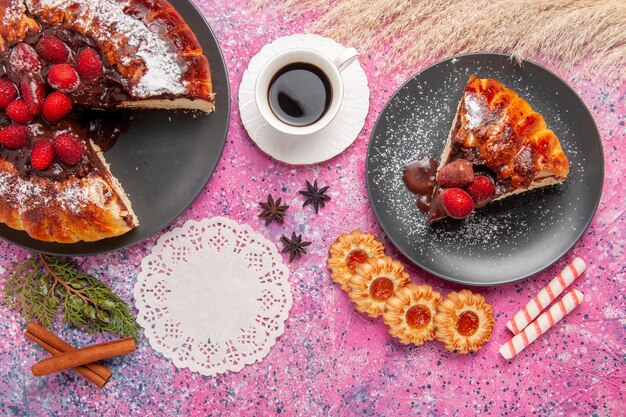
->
[[2, 254, 139, 341]]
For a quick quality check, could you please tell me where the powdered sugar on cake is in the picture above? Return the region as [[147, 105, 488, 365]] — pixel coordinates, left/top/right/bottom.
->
[[3, 1, 26, 24], [0, 170, 103, 217], [26, 0, 187, 97], [464, 94, 484, 130]]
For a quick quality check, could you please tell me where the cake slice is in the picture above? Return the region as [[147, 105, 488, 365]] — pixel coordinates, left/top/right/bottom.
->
[[426, 75, 570, 223], [0, 0, 214, 243]]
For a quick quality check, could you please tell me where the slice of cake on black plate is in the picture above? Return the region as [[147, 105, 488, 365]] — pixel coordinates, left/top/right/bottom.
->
[[404, 75, 570, 224]]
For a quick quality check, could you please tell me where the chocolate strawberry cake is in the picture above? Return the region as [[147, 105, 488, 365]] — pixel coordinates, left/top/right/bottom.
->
[[404, 76, 569, 224], [0, 0, 214, 243]]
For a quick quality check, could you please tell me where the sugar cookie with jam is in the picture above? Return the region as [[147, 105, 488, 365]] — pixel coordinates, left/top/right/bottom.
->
[[327, 230, 385, 291], [383, 284, 442, 345], [348, 256, 410, 318], [434, 289, 495, 354]]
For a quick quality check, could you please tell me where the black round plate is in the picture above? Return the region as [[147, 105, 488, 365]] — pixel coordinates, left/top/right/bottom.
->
[[0, 0, 230, 256], [366, 53, 603, 285]]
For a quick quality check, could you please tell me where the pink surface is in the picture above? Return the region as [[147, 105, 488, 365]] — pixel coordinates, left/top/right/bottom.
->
[[1, 1, 625, 416]]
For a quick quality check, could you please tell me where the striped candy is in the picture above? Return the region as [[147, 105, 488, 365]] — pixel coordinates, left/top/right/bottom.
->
[[499, 289, 584, 359], [506, 257, 586, 334]]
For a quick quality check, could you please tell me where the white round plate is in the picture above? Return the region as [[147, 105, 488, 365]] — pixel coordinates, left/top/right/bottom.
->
[[238, 34, 370, 165]]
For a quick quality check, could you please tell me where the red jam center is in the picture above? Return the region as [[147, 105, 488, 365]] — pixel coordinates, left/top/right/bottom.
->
[[456, 310, 480, 337], [405, 304, 431, 329], [369, 277, 394, 301], [346, 249, 368, 273]]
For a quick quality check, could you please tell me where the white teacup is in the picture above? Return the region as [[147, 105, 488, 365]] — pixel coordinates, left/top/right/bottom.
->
[[255, 47, 358, 136]]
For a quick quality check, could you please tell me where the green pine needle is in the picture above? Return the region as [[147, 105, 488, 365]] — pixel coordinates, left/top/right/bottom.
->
[[2, 254, 139, 341]]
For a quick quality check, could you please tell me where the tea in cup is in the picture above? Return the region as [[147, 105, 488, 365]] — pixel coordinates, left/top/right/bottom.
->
[[255, 47, 358, 136]]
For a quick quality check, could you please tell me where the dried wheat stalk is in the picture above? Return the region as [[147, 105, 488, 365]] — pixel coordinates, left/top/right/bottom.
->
[[262, 0, 626, 82]]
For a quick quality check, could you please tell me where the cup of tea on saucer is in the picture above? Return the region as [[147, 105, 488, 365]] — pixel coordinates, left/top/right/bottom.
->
[[255, 47, 358, 136]]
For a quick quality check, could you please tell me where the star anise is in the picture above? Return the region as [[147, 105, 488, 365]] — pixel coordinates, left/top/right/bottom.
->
[[280, 232, 312, 263], [299, 180, 330, 213], [258, 194, 289, 225]]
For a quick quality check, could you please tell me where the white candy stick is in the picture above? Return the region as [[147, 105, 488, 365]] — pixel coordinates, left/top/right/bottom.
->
[[500, 289, 584, 360], [506, 257, 586, 334]]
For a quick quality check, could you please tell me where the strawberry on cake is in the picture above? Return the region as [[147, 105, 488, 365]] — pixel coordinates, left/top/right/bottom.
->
[[0, 0, 215, 243]]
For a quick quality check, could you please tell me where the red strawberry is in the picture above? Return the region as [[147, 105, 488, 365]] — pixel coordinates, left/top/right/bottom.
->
[[437, 159, 474, 187], [54, 133, 83, 165], [0, 80, 18, 110], [0, 125, 30, 149], [47, 64, 80, 92], [76, 48, 102, 82], [442, 188, 474, 219], [6, 99, 33, 124], [9, 43, 41, 74], [466, 175, 495, 207], [30, 139, 56, 171], [42, 92, 72, 123], [37, 35, 69, 64], [20, 74, 46, 115]]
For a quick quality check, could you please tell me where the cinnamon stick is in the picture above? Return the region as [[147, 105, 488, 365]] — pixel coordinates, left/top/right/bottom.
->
[[25, 323, 112, 387], [25, 332, 109, 387], [31, 337, 135, 377], [27, 323, 112, 378]]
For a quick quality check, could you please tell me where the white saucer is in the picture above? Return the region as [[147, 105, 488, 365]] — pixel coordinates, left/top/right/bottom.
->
[[238, 34, 370, 165]]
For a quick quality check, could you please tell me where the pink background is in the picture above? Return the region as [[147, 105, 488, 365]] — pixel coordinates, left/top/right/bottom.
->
[[1, 1, 624, 415]]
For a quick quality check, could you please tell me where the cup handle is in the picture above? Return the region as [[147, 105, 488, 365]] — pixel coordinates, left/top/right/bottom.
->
[[333, 47, 358, 72]]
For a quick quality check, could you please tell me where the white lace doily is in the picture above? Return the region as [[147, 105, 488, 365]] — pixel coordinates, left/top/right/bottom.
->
[[134, 217, 292, 376]]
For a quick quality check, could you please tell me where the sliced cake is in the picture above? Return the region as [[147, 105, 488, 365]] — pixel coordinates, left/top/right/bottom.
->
[[403, 75, 569, 224], [0, 0, 214, 243]]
